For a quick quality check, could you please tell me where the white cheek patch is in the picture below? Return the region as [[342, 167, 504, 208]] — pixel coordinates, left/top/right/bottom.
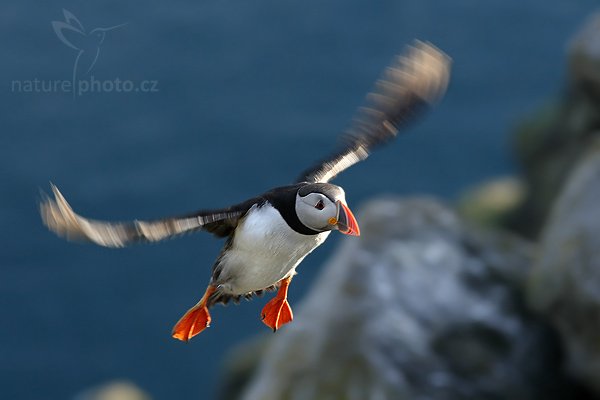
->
[[296, 199, 337, 232]]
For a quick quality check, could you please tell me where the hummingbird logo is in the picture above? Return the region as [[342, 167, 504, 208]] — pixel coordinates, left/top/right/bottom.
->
[[52, 9, 126, 92]]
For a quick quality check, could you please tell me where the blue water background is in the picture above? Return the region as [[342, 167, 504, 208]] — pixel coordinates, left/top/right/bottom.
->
[[1, 1, 598, 399]]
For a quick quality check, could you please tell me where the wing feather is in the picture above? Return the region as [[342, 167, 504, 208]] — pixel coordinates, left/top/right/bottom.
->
[[297, 40, 451, 183], [40, 184, 255, 248]]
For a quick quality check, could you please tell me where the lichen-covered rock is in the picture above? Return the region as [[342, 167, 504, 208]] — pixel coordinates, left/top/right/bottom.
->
[[74, 381, 151, 400], [457, 176, 525, 229], [528, 142, 600, 394], [229, 198, 577, 400]]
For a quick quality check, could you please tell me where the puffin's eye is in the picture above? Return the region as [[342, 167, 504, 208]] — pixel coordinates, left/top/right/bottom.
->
[[315, 200, 325, 210]]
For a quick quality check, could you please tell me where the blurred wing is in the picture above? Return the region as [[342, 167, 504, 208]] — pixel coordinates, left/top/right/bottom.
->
[[40, 184, 257, 248], [297, 40, 451, 184]]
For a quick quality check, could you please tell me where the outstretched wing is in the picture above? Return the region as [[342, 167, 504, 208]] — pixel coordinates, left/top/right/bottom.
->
[[40, 184, 259, 248], [297, 41, 451, 184]]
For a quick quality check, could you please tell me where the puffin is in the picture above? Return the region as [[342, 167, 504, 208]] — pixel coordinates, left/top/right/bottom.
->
[[40, 41, 450, 342]]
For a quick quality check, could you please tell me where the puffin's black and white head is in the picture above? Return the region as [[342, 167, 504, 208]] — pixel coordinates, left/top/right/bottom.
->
[[295, 183, 360, 236]]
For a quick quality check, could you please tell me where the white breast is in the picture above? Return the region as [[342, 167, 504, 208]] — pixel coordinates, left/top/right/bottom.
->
[[216, 203, 330, 295]]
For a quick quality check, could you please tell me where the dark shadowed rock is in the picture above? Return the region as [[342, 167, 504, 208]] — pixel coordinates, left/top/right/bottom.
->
[[509, 11, 600, 238], [221, 198, 580, 400], [528, 143, 600, 395], [569, 12, 600, 99]]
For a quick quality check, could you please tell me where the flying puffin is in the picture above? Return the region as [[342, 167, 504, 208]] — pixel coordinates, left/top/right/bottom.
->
[[40, 41, 450, 342]]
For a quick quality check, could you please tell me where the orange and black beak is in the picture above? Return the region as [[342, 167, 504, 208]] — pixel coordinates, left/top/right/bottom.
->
[[334, 200, 360, 236]]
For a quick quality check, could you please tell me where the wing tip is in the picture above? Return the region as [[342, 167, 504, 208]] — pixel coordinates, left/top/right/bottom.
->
[[40, 184, 133, 248], [347, 39, 451, 138], [390, 39, 452, 106], [39, 183, 85, 242]]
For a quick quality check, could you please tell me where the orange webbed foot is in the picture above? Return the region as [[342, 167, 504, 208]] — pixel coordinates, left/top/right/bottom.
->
[[172, 286, 215, 342], [261, 297, 293, 331], [261, 277, 293, 331]]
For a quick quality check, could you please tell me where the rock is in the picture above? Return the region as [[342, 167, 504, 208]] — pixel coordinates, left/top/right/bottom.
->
[[217, 335, 270, 400], [569, 12, 600, 98], [457, 176, 526, 229], [225, 197, 579, 400], [74, 381, 151, 400], [528, 142, 600, 394], [509, 11, 600, 238]]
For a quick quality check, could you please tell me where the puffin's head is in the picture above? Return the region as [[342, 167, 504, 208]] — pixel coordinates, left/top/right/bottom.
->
[[295, 183, 360, 236]]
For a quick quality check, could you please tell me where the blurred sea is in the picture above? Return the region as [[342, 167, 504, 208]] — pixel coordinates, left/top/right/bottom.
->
[[1, 1, 598, 399]]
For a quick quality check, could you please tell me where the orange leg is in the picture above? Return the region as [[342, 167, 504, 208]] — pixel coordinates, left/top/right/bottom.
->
[[172, 285, 216, 342], [261, 277, 294, 331]]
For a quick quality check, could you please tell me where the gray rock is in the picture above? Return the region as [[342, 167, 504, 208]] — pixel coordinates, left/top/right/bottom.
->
[[528, 142, 600, 394], [233, 198, 575, 400]]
